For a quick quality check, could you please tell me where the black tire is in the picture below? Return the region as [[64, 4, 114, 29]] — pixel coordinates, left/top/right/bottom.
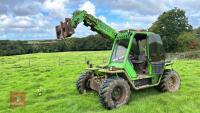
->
[[76, 72, 92, 94], [99, 77, 131, 109], [157, 70, 180, 92]]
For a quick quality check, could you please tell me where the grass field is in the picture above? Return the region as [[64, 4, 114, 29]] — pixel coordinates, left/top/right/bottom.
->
[[0, 51, 200, 113]]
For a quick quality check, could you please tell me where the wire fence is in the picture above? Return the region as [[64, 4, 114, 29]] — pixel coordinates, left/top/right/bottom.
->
[[166, 50, 200, 60], [1, 51, 199, 68], [3, 56, 108, 68]]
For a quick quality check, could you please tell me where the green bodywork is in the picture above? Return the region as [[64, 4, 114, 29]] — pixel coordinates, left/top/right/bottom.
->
[[58, 10, 171, 89], [71, 10, 117, 40]]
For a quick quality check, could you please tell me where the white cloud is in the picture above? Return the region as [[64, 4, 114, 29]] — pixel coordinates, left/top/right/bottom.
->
[[98, 0, 170, 15], [173, 0, 200, 11], [43, 0, 70, 19], [44, 0, 68, 11], [0, 14, 50, 28], [0, 15, 11, 27], [110, 10, 158, 29], [13, 1, 42, 16], [74, 23, 96, 37], [72, 1, 97, 37], [0, 0, 67, 40], [110, 21, 144, 31], [0, 0, 200, 40], [108, 0, 200, 28], [98, 15, 107, 23], [76, 1, 148, 36], [79, 1, 95, 16], [171, 0, 200, 28], [0, 13, 54, 40]]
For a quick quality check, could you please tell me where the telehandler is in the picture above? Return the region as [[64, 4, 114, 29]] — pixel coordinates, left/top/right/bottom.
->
[[55, 10, 180, 109]]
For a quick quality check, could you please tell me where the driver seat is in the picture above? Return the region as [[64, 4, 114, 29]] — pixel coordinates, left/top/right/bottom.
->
[[130, 51, 147, 75]]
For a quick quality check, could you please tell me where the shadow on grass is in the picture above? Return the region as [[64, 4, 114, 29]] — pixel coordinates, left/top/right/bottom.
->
[[77, 86, 162, 104], [129, 87, 161, 102], [74, 86, 162, 100]]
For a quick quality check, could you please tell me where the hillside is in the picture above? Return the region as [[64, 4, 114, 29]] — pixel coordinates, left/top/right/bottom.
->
[[0, 51, 200, 113]]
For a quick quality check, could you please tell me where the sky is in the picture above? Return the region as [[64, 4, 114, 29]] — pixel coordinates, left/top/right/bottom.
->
[[0, 0, 200, 40]]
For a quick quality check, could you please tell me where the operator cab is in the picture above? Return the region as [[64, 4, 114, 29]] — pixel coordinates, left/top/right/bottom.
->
[[129, 33, 166, 76], [110, 32, 165, 77], [129, 33, 147, 75]]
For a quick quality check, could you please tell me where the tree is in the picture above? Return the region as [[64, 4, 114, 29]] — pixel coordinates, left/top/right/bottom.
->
[[176, 32, 199, 51], [149, 8, 192, 52]]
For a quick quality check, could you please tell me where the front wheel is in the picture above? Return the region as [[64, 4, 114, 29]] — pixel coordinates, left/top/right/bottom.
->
[[76, 72, 92, 94], [99, 77, 131, 109], [157, 70, 180, 92]]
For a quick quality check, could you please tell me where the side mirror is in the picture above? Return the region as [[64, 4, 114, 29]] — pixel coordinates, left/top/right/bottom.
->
[[86, 60, 93, 68], [86, 60, 90, 65]]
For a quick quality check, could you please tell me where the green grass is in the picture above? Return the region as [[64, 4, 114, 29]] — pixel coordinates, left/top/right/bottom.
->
[[0, 51, 200, 113]]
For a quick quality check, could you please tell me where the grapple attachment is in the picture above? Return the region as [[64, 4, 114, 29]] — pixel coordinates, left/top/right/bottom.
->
[[55, 18, 74, 39]]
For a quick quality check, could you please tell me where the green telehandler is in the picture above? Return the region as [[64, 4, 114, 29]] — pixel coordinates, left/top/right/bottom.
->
[[56, 10, 180, 109]]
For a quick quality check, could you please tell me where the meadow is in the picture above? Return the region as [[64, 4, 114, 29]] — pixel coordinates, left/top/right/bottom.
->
[[0, 51, 200, 113]]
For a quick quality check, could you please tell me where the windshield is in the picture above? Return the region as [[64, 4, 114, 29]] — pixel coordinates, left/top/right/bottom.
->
[[111, 39, 129, 62]]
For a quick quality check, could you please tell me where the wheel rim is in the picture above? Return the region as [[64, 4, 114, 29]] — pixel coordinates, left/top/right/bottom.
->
[[168, 75, 177, 90], [111, 86, 124, 103]]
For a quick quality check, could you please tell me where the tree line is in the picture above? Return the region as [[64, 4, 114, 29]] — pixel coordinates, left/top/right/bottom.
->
[[0, 8, 200, 56], [0, 35, 112, 56]]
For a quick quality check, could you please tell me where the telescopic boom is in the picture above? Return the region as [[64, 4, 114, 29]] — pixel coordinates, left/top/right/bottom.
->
[[55, 10, 118, 40]]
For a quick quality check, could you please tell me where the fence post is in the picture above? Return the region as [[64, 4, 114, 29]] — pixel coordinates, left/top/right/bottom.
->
[[28, 58, 31, 67], [84, 56, 87, 63], [58, 57, 61, 66]]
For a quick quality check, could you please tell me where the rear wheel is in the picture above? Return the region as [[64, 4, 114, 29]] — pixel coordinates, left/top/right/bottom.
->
[[99, 77, 131, 109], [157, 70, 180, 92], [76, 72, 92, 94]]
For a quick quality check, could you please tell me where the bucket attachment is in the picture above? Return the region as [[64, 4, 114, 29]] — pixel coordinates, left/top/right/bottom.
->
[[55, 18, 74, 39]]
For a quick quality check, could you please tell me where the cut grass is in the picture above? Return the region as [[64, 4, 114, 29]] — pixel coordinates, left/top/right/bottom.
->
[[0, 51, 200, 113]]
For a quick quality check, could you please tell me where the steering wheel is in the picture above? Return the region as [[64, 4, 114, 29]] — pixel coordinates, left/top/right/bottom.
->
[[129, 55, 145, 64]]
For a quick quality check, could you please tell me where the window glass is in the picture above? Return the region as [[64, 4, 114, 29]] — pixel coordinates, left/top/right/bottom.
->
[[149, 35, 165, 61], [112, 39, 129, 62]]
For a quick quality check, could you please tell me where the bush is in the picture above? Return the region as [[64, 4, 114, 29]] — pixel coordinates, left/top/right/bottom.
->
[[176, 32, 199, 52]]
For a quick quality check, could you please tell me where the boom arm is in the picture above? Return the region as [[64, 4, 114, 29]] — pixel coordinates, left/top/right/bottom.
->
[[55, 10, 118, 40]]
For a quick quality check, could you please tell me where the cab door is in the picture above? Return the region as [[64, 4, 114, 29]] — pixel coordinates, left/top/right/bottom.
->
[[148, 34, 165, 75]]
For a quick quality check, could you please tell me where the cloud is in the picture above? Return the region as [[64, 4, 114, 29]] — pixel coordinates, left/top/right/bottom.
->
[[0, 4, 8, 14], [110, 21, 145, 31], [0, 0, 200, 40], [0, 15, 33, 28], [96, 0, 169, 15], [0, 0, 59, 40], [79, 1, 95, 16], [0, 13, 53, 40], [103, 0, 200, 29], [171, 0, 200, 28], [94, 0, 170, 30], [0, 14, 50, 28], [74, 24, 96, 37], [71, 1, 97, 37], [173, 0, 200, 11], [98, 15, 107, 23], [13, 1, 42, 16], [43, 0, 70, 19]]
